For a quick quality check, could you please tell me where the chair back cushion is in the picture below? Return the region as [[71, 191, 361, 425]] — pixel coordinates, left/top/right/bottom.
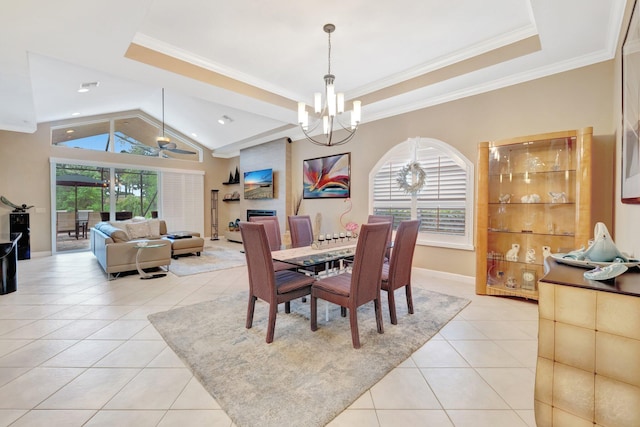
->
[[239, 222, 276, 301], [367, 214, 394, 258], [288, 215, 314, 248], [351, 222, 392, 305], [387, 220, 421, 290], [249, 216, 281, 251]]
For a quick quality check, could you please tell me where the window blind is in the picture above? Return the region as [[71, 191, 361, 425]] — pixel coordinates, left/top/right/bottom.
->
[[161, 172, 204, 236], [372, 141, 467, 236]]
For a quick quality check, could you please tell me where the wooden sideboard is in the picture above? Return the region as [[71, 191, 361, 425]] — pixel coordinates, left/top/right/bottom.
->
[[535, 258, 640, 427]]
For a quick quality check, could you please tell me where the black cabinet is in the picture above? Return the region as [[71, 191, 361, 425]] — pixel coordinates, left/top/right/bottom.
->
[[10, 213, 30, 260]]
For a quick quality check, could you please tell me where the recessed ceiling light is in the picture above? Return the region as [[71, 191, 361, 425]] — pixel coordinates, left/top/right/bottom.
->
[[191, 133, 198, 138], [66, 129, 75, 134], [218, 115, 233, 125], [77, 81, 99, 93], [71, 112, 80, 116]]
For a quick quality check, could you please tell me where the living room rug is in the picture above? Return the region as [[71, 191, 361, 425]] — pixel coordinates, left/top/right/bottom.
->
[[168, 246, 246, 276], [148, 287, 469, 427]]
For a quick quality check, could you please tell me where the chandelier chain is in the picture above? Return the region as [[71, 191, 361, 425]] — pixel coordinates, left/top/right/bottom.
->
[[327, 30, 332, 75]]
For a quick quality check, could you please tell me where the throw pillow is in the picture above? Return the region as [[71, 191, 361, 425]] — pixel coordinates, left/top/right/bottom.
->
[[147, 219, 161, 236], [110, 229, 130, 243], [126, 221, 151, 239], [109, 221, 130, 231], [95, 223, 130, 242]]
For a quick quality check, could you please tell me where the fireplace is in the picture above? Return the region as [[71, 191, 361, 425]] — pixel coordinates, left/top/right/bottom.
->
[[246, 209, 276, 221]]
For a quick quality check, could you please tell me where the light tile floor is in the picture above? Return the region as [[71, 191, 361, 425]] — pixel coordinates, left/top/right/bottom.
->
[[0, 244, 539, 427]]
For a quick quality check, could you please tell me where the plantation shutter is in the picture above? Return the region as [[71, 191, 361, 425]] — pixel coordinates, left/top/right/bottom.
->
[[372, 140, 467, 236], [372, 143, 413, 223], [160, 171, 205, 236], [416, 145, 467, 235]]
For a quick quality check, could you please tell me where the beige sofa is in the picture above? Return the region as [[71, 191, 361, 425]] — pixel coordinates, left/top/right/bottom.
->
[[90, 219, 203, 278]]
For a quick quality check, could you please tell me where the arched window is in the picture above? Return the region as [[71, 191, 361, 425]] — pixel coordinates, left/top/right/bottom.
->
[[369, 137, 474, 250]]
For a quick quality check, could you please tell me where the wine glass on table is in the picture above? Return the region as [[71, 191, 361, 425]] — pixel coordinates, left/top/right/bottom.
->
[[333, 233, 339, 244], [318, 234, 325, 245]]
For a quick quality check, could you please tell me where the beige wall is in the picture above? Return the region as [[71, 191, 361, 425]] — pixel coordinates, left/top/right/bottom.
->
[[0, 60, 624, 278], [291, 61, 616, 278], [0, 120, 232, 254]]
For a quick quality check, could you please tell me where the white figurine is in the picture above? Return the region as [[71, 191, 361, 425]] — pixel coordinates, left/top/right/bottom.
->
[[526, 248, 536, 263], [542, 246, 552, 259], [498, 193, 512, 203], [521, 193, 541, 203], [548, 191, 567, 203], [505, 243, 520, 262]]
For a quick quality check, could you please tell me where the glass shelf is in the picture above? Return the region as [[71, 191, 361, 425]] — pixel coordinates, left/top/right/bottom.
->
[[488, 229, 575, 237], [476, 127, 599, 301], [488, 202, 575, 206], [488, 169, 576, 178]]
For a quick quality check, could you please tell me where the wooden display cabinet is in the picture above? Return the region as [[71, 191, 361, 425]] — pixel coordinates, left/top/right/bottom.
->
[[476, 127, 608, 300]]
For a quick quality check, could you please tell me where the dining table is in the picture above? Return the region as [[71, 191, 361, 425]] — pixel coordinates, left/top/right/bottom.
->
[[271, 233, 393, 319], [272, 240, 357, 278], [272, 240, 358, 321]]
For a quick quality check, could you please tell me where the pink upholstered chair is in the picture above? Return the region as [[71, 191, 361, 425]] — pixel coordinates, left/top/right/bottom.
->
[[249, 216, 292, 272], [381, 220, 420, 324], [288, 215, 314, 248], [239, 222, 315, 343], [310, 222, 391, 349]]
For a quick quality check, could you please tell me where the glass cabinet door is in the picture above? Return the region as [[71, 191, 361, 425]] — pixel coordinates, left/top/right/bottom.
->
[[479, 132, 582, 298]]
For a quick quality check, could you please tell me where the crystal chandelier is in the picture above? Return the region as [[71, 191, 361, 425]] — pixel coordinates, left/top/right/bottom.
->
[[297, 24, 361, 146]]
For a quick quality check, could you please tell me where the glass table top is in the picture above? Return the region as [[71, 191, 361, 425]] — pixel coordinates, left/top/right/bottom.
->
[[274, 247, 356, 267]]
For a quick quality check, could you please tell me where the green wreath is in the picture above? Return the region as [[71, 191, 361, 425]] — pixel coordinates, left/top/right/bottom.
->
[[396, 161, 426, 194]]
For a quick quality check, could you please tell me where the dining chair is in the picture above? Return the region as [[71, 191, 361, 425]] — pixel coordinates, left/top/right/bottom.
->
[[367, 214, 394, 261], [56, 211, 76, 237], [310, 222, 391, 349], [239, 222, 315, 343], [76, 210, 91, 239], [288, 215, 314, 248], [249, 216, 292, 272], [87, 211, 102, 230], [381, 219, 420, 324], [249, 216, 282, 250]]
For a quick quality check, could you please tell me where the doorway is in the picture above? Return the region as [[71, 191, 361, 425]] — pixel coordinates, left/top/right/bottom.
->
[[54, 163, 158, 252]]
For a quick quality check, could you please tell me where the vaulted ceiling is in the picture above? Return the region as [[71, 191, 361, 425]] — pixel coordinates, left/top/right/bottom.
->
[[0, 0, 629, 157]]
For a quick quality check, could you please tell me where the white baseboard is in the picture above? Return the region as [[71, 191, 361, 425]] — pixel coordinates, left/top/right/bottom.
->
[[414, 267, 475, 285], [28, 251, 52, 258]]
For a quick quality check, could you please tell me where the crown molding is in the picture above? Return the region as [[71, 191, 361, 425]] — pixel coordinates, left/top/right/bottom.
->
[[132, 33, 300, 101], [348, 24, 539, 100]]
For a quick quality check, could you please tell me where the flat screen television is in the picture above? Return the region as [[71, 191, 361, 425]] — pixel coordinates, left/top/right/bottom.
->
[[244, 168, 274, 199]]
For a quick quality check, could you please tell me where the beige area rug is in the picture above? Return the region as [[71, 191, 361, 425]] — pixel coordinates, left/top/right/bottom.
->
[[168, 246, 246, 276], [148, 287, 470, 427]]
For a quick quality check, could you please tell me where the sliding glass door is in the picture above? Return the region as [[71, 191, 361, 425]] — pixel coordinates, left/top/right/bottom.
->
[[54, 163, 157, 252]]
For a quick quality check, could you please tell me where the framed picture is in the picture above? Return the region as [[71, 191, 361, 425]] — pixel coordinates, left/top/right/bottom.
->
[[622, 0, 640, 203], [303, 153, 350, 199]]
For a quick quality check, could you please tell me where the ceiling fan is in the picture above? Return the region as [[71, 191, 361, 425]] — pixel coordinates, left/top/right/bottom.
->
[[154, 88, 197, 156]]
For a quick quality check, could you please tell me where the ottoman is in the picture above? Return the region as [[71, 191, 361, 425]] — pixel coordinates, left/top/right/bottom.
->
[[164, 234, 205, 259]]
